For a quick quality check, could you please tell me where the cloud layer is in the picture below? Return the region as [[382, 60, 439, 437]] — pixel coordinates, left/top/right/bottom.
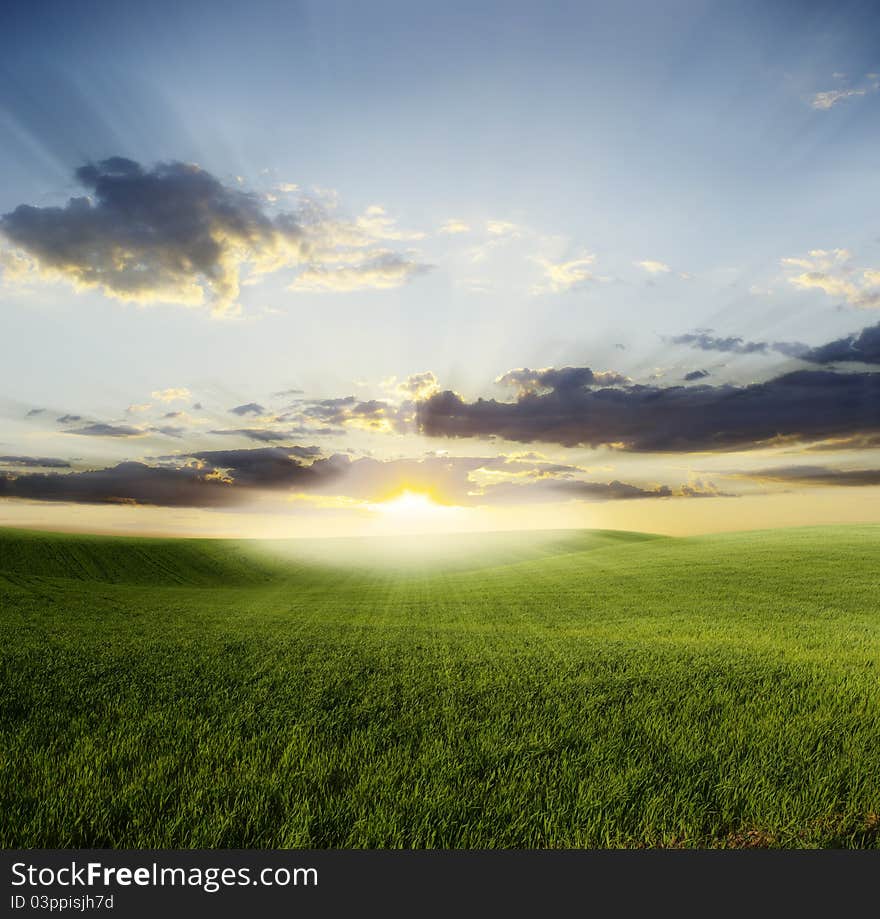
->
[[417, 368, 880, 451], [744, 465, 880, 487], [672, 322, 880, 365], [0, 447, 718, 509]]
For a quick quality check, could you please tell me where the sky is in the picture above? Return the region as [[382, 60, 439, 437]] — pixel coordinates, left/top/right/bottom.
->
[[2, 0, 880, 538]]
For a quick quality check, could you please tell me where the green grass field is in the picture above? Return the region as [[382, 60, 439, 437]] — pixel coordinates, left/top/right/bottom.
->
[[1, 524, 879, 848]]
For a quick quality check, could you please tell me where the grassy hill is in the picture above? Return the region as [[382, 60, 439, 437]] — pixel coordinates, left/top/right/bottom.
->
[[1, 524, 878, 848]]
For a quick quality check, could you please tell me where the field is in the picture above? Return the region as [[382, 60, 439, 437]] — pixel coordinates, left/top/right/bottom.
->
[[1, 524, 879, 848]]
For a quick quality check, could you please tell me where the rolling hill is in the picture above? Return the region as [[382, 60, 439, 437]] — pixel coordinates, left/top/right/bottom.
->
[[1, 524, 878, 848]]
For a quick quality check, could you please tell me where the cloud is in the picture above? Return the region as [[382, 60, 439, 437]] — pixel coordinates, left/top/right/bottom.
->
[[782, 249, 880, 309], [0, 443, 733, 510], [229, 402, 265, 416], [211, 392, 392, 439], [152, 388, 191, 402], [0, 447, 342, 508], [416, 367, 880, 452], [438, 219, 471, 235], [636, 259, 671, 274], [0, 455, 70, 469], [0, 446, 708, 507], [742, 465, 880, 487], [800, 432, 880, 452], [673, 322, 880, 366], [533, 254, 596, 293], [26, 408, 45, 417], [292, 396, 399, 432], [56, 414, 82, 424], [392, 371, 440, 401], [780, 248, 852, 271], [670, 331, 808, 358], [0, 461, 238, 507], [810, 73, 880, 110], [476, 478, 675, 504], [0, 158, 290, 314], [0, 157, 430, 315], [289, 251, 431, 292], [64, 423, 143, 437], [149, 425, 186, 438], [800, 322, 880, 365], [299, 453, 706, 506], [189, 447, 339, 489], [496, 366, 629, 396], [0, 247, 38, 283], [683, 369, 710, 381], [352, 205, 425, 242], [811, 88, 867, 109]]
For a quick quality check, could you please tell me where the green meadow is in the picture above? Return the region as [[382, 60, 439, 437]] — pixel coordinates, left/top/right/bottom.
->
[[1, 524, 878, 848]]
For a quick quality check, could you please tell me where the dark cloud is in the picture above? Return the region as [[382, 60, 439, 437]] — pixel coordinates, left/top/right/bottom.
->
[[671, 332, 808, 358], [64, 423, 143, 437], [745, 465, 880, 487], [0, 455, 70, 469], [416, 369, 880, 452], [294, 396, 395, 429], [233, 393, 409, 434], [26, 408, 44, 417], [801, 323, 880, 365], [773, 340, 813, 359], [0, 157, 429, 313], [477, 479, 675, 504], [56, 414, 82, 423], [229, 402, 265, 416], [497, 366, 629, 395], [194, 445, 322, 463], [192, 402, 204, 411], [0, 447, 338, 508], [671, 323, 880, 365], [0, 157, 298, 312], [0, 462, 236, 507], [683, 369, 709, 381], [671, 332, 767, 354], [189, 447, 344, 490]]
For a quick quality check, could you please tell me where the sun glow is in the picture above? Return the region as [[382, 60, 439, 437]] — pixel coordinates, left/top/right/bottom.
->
[[361, 488, 470, 534], [370, 489, 449, 517]]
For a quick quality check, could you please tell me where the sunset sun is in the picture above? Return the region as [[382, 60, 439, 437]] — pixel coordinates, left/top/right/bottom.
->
[[367, 489, 466, 532]]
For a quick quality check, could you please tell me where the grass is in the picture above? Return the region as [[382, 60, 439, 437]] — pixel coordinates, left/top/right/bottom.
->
[[1, 524, 879, 848]]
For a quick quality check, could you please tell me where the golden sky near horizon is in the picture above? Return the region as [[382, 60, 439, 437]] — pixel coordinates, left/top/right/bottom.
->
[[3, 486, 880, 540]]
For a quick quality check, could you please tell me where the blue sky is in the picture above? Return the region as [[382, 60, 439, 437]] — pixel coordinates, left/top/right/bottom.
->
[[2, 0, 880, 536]]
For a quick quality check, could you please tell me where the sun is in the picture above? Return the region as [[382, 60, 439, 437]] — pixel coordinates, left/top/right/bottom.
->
[[363, 488, 470, 533], [371, 489, 447, 518]]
